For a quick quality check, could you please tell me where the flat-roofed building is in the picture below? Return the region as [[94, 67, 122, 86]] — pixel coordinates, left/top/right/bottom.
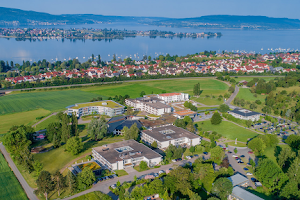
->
[[229, 186, 264, 200], [157, 92, 189, 103], [173, 110, 197, 119], [125, 97, 171, 116], [92, 140, 162, 170], [140, 125, 201, 149], [67, 100, 124, 117], [228, 108, 261, 121]]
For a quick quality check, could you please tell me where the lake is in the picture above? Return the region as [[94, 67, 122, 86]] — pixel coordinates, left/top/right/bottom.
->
[[1, 23, 300, 63]]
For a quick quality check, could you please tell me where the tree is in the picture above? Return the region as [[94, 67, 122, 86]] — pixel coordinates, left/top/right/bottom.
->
[[139, 161, 148, 171], [35, 171, 54, 200], [193, 83, 200, 96], [71, 114, 78, 136], [186, 121, 195, 132], [116, 180, 121, 187], [246, 120, 252, 128], [61, 114, 71, 143], [211, 112, 222, 125], [277, 147, 295, 169], [164, 176, 177, 196], [219, 104, 229, 112], [33, 160, 43, 177], [248, 138, 266, 155], [53, 171, 65, 197], [234, 148, 238, 154], [140, 91, 146, 97], [287, 157, 300, 183], [151, 141, 158, 149], [211, 177, 233, 200], [255, 158, 288, 191], [66, 137, 83, 155], [189, 146, 195, 153], [65, 171, 76, 193], [279, 180, 300, 199], [87, 118, 107, 141], [77, 167, 96, 190], [250, 159, 256, 169], [148, 179, 164, 195], [169, 166, 192, 195], [211, 146, 225, 165]]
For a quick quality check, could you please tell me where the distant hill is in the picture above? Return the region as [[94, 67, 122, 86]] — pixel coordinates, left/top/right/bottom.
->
[[1, 7, 300, 29], [150, 15, 300, 29]]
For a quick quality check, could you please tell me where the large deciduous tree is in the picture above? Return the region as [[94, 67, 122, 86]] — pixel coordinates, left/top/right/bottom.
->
[[66, 136, 83, 155], [211, 177, 233, 200], [211, 112, 222, 125], [53, 171, 65, 197], [87, 117, 107, 141], [248, 138, 266, 155], [35, 171, 54, 200], [77, 167, 96, 190]]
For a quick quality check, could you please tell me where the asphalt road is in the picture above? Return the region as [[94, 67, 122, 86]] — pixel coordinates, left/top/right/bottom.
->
[[225, 85, 239, 109], [0, 143, 38, 200]]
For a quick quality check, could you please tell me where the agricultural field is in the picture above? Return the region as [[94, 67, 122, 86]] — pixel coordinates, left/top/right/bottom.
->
[[0, 109, 50, 134], [0, 152, 28, 200], [196, 120, 258, 142], [233, 76, 281, 83]]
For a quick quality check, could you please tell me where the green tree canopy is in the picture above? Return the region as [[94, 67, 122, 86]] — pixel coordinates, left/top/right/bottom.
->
[[211, 112, 222, 125], [87, 117, 108, 141], [35, 171, 54, 200], [211, 177, 233, 200], [66, 136, 83, 155], [77, 167, 96, 191], [248, 138, 266, 155]]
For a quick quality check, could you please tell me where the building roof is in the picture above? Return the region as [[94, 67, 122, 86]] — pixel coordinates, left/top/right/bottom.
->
[[174, 110, 197, 116], [93, 140, 162, 164], [232, 186, 264, 200], [107, 116, 143, 133], [142, 125, 200, 142], [68, 100, 124, 109], [228, 173, 249, 186], [159, 93, 181, 97], [229, 108, 260, 117], [144, 101, 171, 109]]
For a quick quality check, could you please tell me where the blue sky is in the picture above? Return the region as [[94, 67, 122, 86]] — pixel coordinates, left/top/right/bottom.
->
[[2, 0, 300, 19]]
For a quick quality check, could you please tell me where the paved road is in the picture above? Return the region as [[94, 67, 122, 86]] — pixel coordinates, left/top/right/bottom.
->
[[31, 112, 57, 128], [225, 85, 239, 108], [0, 143, 38, 200]]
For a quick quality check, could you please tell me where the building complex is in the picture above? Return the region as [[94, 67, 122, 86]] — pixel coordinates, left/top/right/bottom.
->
[[92, 140, 162, 170], [125, 93, 189, 116], [67, 100, 125, 117], [140, 124, 201, 149]]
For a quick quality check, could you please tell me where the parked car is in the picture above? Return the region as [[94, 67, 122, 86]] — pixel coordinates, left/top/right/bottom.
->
[[235, 157, 240, 160], [176, 158, 182, 161], [228, 151, 232, 154], [240, 155, 245, 158], [251, 177, 258, 182], [246, 172, 253, 176], [194, 154, 199, 157], [159, 170, 165, 174], [153, 173, 159, 177], [243, 167, 249, 171], [203, 152, 208, 155], [232, 155, 238, 157], [108, 175, 114, 179], [186, 156, 192, 159], [169, 168, 173, 171], [111, 184, 117, 189], [238, 161, 244, 164], [97, 177, 103, 182], [248, 151, 253, 154], [172, 159, 177, 162]]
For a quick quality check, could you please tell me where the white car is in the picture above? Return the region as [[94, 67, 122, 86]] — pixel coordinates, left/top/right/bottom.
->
[[172, 159, 177, 162], [186, 156, 192, 159], [159, 170, 165, 174], [111, 184, 117, 189], [246, 172, 253, 176], [232, 155, 238, 158]]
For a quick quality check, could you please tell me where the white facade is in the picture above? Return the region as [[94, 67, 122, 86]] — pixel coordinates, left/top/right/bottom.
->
[[228, 109, 261, 121], [67, 100, 124, 117], [157, 93, 189, 103], [125, 98, 171, 116]]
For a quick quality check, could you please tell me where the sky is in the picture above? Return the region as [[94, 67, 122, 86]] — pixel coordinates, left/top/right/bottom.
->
[[1, 0, 300, 19]]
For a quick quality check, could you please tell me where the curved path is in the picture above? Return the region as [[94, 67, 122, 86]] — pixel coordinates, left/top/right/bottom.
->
[[31, 112, 57, 128], [0, 143, 38, 200]]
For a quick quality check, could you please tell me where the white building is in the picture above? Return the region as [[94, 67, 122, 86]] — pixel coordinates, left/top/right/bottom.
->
[[125, 97, 171, 116], [140, 125, 201, 149], [228, 109, 261, 121], [92, 140, 162, 170], [157, 92, 189, 103], [67, 100, 124, 117]]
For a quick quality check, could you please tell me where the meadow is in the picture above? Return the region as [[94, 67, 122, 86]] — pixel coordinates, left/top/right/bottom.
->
[[0, 109, 51, 134], [0, 152, 28, 200], [236, 88, 266, 102], [197, 120, 258, 142]]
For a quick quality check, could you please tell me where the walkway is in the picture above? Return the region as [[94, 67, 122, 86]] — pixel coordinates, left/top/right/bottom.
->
[[31, 112, 57, 128], [0, 143, 38, 200]]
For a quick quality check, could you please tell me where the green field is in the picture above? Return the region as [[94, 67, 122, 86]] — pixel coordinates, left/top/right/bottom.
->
[[73, 191, 112, 200], [34, 115, 60, 131], [236, 88, 266, 102], [0, 90, 100, 115], [0, 109, 51, 134], [0, 152, 28, 200], [233, 76, 280, 82], [197, 120, 258, 142]]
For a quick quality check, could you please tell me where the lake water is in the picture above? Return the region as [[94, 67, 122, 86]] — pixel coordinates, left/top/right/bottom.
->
[[1, 23, 300, 63]]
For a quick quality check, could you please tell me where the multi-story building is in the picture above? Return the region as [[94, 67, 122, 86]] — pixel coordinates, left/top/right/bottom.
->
[[92, 140, 162, 170], [67, 100, 124, 117], [140, 125, 201, 149], [157, 93, 189, 103], [125, 96, 171, 116]]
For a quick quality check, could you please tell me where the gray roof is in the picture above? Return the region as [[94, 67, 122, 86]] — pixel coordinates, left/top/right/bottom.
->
[[93, 139, 162, 164], [142, 125, 200, 142], [232, 186, 264, 200], [107, 116, 142, 133], [229, 109, 261, 117], [228, 173, 249, 186]]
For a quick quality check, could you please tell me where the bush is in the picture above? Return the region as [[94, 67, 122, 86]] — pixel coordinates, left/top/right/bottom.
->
[[211, 112, 222, 125], [255, 100, 262, 105]]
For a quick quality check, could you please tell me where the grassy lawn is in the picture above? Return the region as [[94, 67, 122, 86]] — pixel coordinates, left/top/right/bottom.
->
[[34, 115, 60, 131], [0, 152, 28, 200], [115, 170, 128, 177], [276, 85, 300, 93], [236, 88, 266, 102], [0, 90, 100, 115], [262, 144, 290, 165], [196, 120, 258, 142], [233, 76, 280, 83], [134, 165, 150, 172], [72, 191, 111, 200], [226, 141, 247, 147], [34, 136, 124, 174], [0, 109, 51, 134], [183, 145, 203, 157]]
